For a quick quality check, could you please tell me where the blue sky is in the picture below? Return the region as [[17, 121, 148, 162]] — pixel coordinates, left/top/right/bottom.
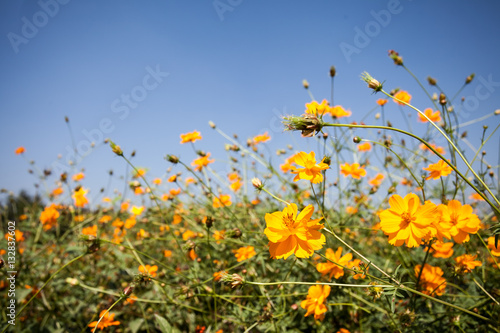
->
[[1, 0, 499, 206]]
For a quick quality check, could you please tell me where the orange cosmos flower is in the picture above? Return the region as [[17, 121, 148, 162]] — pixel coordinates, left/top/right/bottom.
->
[[469, 193, 485, 201], [6, 230, 25, 242], [347, 259, 368, 279], [40, 204, 60, 231], [168, 174, 177, 182], [120, 201, 130, 211], [300, 284, 330, 320], [98, 215, 112, 223], [376, 99, 388, 106], [169, 188, 181, 196], [487, 237, 500, 256], [393, 90, 412, 105], [152, 178, 162, 185], [88, 310, 120, 331], [423, 160, 453, 180], [340, 163, 366, 179], [454, 254, 482, 273], [418, 108, 441, 123], [134, 187, 144, 195], [188, 249, 198, 261], [182, 230, 196, 241], [305, 99, 330, 116], [233, 245, 257, 262], [213, 194, 232, 208], [164, 250, 172, 258], [280, 153, 299, 173], [82, 225, 97, 237], [337, 329, 351, 333], [180, 130, 202, 144], [139, 264, 158, 278], [419, 143, 446, 155], [329, 105, 352, 118], [290, 151, 329, 184], [191, 153, 215, 171], [252, 132, 271, 145], [213, 230, 225, 244], [72, 188, 89, 208], [72, 172, 85, 181], [428, 242, 454, 259], [133, 168, 146, 178], [379, 193, 438, 247], [124, 216, 136, 229], [185, 177, 196, 185], [316, 247, 353, 279], [437, 200, 481, 243], [51, 187, 63, 197], [368, 173, 385, 187], [415, 264, 446, 296], [172, 214, 182, 224], [230, 180, 242, 192], [357, 142, 372, 152], [264, 204, 325, 259], [15, 146, 25, 155], [345, 206, 358, 214]]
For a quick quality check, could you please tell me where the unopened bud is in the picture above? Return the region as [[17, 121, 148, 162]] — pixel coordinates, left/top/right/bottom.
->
[[353, 136, 361, 144], [302, 79, 309, 89], [427, 76, 437, 86], [439, 93, 447, 105], [65, 116, 69, 123], [323, 156, 331, 166], [208, 121, 216, 129], [123, 285, 134, 296], [166, 155, 179, 164], [251, 177, 263, 190], [465, 73, 475, 84], [329, 66, 336, 77], [109, 141, 123, 156], [495, 109, 500, 116]]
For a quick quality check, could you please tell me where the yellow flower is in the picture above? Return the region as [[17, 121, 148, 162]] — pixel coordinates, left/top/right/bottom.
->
[[357, 142, 372, 152], [379, 193, 438, 247], [280, 152, 299, 173], [130, 205, 145, 216], [180, 130, 202, 144], [72, 172, 85, 181], [51, 187, 64, 197], [316, 247, 352, 279], [264, 204, 325, 259], [133, 168, 147, 178], [152, 178, 162, 185], [40, 204, 59, 231], [191, 153, 215, 171], [454, 254, 482, 273], [487, 236, 500, 256], [291, 151, 329, 184], [428, 242, 454, 259], [418, 108, 441, 123], [376, 99, 388, 106], [368, 173, 385, 187], [72, 188, 89, 208], [305, 99, 330, 116], [300, 284, 330, 320], [82, 225, 97, 237], [415, 264, 446, 296], [252, 132, 271, 145], [423, 160, 453, 180], [393, 90, 412, 105], [437, 200, 481, 243], [340, 163, 366, 179], [139, 264, 158, 278], [233, 245, 257, 262], [329, 105, 352, 118], [88, 310, 120, 330], [213, 194, 232, 208]]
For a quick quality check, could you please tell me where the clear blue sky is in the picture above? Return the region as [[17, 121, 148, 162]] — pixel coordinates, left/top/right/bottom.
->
[[1, 0, 499, 206]]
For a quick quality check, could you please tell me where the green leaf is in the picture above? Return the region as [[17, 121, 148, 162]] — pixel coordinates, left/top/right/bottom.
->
[[128, 318, 144, 333], [154, 314, 173, 333]]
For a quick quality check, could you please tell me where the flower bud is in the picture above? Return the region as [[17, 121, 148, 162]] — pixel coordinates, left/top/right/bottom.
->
[[465, 73, 475, 84], [353, 136, 361, 144], [427, 76, 437, 86], [166, 154, 179, 164], [123, 285, 134, 296], [329, 66, 336, 77], [495, 109, 500, 116], [208, 121, 216, 129], [109, 140, 123, 156], [302, 79, 309, 89], [439, 93, 447, 106], [251, 177, 263, 190]]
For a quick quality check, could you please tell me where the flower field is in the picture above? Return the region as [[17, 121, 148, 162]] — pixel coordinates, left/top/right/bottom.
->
[[2, 52, 500, 333]]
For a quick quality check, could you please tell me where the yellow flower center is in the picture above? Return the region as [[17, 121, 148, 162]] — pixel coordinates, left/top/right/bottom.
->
[[400, 212, 416, 227], [282, 213, 295, 228]]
